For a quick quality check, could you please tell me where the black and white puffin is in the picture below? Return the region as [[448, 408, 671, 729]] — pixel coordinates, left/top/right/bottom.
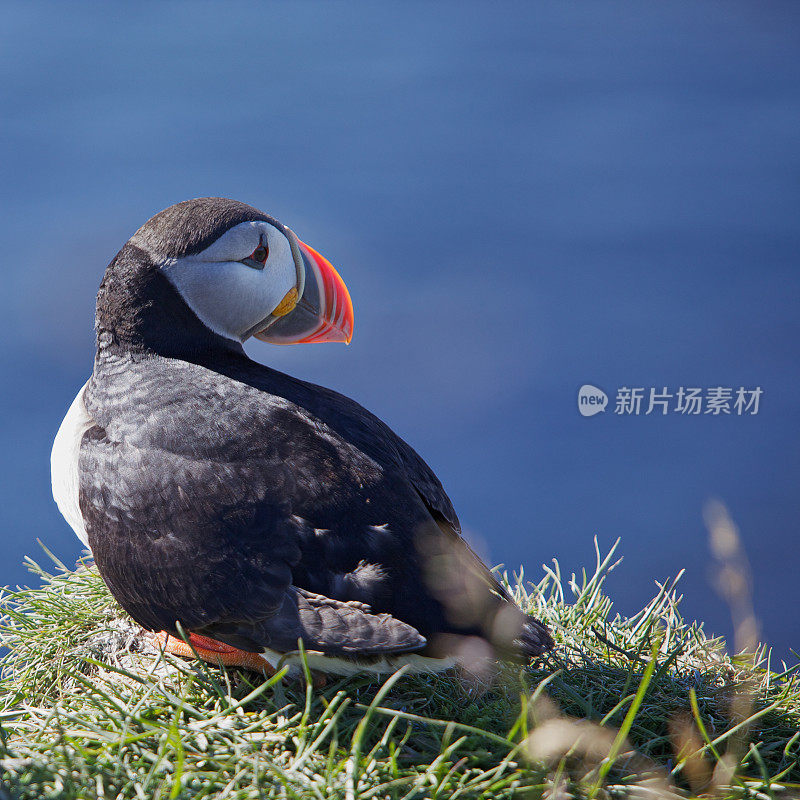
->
[[51, 198, 553, 676]]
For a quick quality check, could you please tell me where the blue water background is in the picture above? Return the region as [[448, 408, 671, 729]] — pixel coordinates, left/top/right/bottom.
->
[[1, 2, 798, 655]]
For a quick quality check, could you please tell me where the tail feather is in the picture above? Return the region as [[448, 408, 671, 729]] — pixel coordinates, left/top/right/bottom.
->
[[514, 616, 555, 657]]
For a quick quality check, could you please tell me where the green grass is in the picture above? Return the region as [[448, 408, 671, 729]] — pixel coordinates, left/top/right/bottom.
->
[[0, 540, 798, 799]]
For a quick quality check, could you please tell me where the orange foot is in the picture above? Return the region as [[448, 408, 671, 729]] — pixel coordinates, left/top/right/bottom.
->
[[153, 630, 275, 675]]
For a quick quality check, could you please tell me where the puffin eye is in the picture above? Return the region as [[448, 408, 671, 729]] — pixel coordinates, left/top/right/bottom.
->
[[241, 242, 269, 270]]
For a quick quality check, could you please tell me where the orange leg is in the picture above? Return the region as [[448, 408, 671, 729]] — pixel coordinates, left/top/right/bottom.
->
[[153, 630, 275, 675], [153, 631, 328, 686]]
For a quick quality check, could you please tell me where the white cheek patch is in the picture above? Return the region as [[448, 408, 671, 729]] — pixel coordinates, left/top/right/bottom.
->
[[159, 223, 298, 341], [191, 221, 263, 262], [260, 226, 293, 273]]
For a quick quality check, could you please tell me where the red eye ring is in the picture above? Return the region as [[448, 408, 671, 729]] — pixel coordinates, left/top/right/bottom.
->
[[251, 243, 269, 264]]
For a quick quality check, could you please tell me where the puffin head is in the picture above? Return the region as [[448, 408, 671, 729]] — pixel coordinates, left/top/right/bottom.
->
[[109, 197, 353, 349]]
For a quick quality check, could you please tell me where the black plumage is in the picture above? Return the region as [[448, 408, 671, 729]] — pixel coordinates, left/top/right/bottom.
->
[[78, 199, 554, 662]]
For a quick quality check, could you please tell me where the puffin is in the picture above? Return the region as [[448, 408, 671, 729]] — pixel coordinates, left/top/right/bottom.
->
[[51, 198, 553, 677]]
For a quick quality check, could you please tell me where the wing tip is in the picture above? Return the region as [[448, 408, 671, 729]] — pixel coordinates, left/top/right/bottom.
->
[[298, 589, 428, 656]]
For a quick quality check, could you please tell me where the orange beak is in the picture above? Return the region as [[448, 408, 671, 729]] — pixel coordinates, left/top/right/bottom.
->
[[254, 237, 354, 345]]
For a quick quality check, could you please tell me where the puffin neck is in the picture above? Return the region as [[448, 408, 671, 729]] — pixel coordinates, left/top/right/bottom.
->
[[94, 243, 244, 362]]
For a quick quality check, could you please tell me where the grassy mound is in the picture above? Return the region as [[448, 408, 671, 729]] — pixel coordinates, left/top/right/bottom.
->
[[0, 541, 798, 799]]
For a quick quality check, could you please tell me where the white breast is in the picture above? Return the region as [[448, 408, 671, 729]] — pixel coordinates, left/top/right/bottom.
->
[[51, 381, 94, 548], [257, 647, 456, 677]]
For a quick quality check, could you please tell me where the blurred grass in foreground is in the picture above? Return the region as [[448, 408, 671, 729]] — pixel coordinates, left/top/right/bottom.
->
[[0, 529, 797, 798]]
